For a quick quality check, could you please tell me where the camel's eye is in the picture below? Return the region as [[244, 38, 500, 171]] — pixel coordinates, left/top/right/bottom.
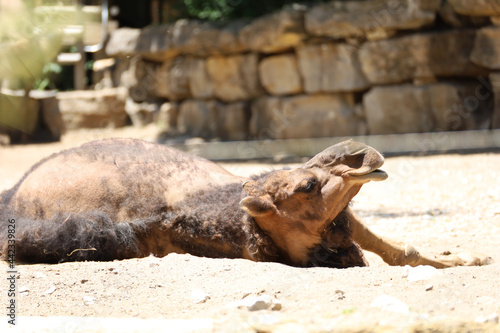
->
[[296, 177, 318, 193]]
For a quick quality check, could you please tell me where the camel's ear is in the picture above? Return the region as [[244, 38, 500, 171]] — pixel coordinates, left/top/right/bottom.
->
[[239, 196, 275, 217]]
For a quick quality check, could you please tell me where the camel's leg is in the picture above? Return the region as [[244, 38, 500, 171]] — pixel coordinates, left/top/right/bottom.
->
[[346, 207, 493, 268]]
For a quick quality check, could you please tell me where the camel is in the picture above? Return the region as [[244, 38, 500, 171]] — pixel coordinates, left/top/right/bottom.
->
[[0, 138, 492, 267]]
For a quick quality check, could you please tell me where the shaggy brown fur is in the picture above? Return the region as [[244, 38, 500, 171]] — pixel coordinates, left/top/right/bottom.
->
[[0, 138, 492, 268], [0, 174, 360, 267]]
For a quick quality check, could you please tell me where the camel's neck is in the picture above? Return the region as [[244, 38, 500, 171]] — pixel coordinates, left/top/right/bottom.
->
[[133, 182, 282, 263], [160, 182, 251, 259], [305, 207, 367, 268]]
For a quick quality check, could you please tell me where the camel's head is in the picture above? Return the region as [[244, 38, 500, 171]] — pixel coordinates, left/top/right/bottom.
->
[[240, 140, 387, 266]]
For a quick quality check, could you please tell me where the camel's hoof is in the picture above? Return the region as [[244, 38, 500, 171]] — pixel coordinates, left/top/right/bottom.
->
[[440, 251, 494, 266], [456, 251, 494, 266]]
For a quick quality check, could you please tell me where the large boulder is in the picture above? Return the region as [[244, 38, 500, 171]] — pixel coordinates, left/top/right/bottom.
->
[[114, 57, 158, 103], [157, 102, 179, 131], [216, 101, 250, 141], [107, 20, 249, 60], [239, 7, 307, 53], [177, 100, 217, 139], [188, 58, 215, 99], [206, 53, 263, 102], [448, 0, 500, 16], [177, 100, 248, 140], [490, 72, 500, 129], [437, 2, 490, 27], [258, 54, 303, 96], [470, 27, 500, 70], [154, 56, 191, 101], [57, 88, 128, 130], [296, 43, 370, 93], [250, 94, 365, 140], [105, 28, 141, 58], [126, 25, 177, 62], [363, 83, 493, 135], [125, 98, 162, 127], [305, 0, 440, 38], [359, 30, 487, 84], [172, 19, 247, 56]]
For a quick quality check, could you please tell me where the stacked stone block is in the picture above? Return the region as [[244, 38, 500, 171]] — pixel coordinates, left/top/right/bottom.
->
[[101, 0, 500, 140]]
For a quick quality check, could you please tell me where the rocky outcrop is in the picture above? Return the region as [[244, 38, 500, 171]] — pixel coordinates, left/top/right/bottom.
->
[[188, 58, 215, 99], [105, 28, 141, 59], [258, 54, 303, 95], [471, 27, 500, 70], [178, 100, 249, 140], [154, 56, 191, 101], [239, 7, 307, 53], [359, 30, 486, 84], [125, 98, 161, 127], [78, 0, 500, 141], [57, 88, 128, 130], [114, 57, 158, 102], [250, 94, 365, 139], [296, 43, 369, 93], [363, 83, 493, 135], [206, 53, 263, 102], [448, 0, 500, 16], [305, 0, 440, 39], [490, 72, 500, 129]]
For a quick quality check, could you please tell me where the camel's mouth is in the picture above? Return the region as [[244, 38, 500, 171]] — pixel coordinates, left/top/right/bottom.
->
[[348, 168, 388, 182]]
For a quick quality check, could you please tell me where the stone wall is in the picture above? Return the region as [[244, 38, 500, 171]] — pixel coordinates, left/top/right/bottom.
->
[[102, 0, 500, 141]]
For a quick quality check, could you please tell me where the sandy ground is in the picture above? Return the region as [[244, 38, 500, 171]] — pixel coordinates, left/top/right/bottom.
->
[[1, 128, 499, 332]]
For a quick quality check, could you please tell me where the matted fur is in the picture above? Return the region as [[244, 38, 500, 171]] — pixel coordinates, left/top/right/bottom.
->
[[308, 208, 367, 268], [0, 180, 284, 264], [0, 207, 145, 263], [162, 182, 280, 261], [0, 178, 359, 267]]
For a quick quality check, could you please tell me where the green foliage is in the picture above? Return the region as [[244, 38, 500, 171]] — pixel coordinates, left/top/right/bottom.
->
[[176, 0, 330, 22], [0, 3, 64, 88], [33, 63, 63, 91]]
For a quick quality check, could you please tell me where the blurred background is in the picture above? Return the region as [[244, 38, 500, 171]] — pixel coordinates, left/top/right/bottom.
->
[[0, 0, 499, 157]]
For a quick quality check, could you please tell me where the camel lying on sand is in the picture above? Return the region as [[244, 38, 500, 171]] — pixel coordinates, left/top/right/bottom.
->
[[0, 138, 492, 267]]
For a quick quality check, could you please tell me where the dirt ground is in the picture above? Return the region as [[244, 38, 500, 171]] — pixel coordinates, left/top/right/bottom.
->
[[1, 127, 499, 332]]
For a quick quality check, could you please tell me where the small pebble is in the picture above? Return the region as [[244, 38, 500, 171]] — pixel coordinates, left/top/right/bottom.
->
[[405, 265, 441, 282], [228, 294, 281, 312], [191, 289, 210, 304], [83, 296, 95, 305], [370, 295, 410, 315], [19, 286, 29, 295], [108, 267, 120, 274], [334, 289, 345, 300], [425, 285, 433, 291], [44, 286, 56, 295]]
